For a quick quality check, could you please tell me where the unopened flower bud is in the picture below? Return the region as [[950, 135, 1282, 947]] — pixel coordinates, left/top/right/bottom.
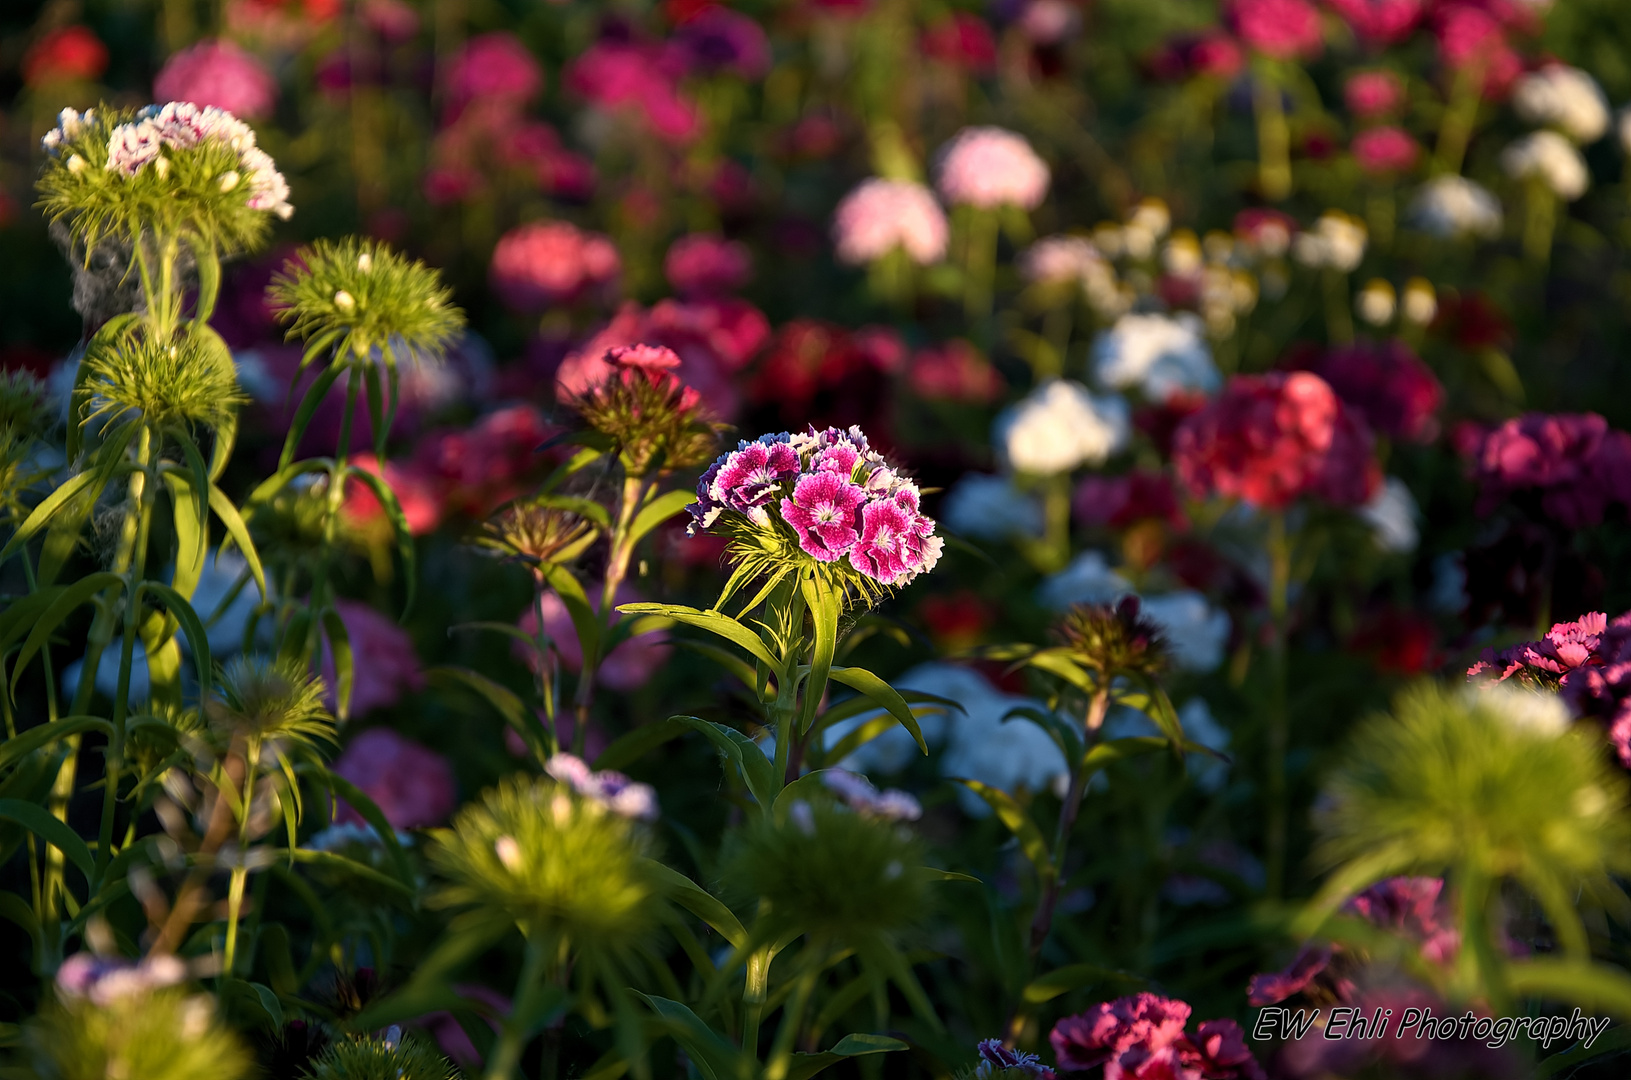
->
[[333, 289, 356, 313], [494, 835, 522, 872], [153, 156, 170, 180], [219, 171, 241, 192], [67, 154, 87, 175], [357, 252, 373, 272], [1355, 278, 1396, 326]]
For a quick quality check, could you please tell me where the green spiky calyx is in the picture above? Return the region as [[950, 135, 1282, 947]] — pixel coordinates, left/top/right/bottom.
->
[[37, 104, 288, 259], [79, 327, 244, 431], [26, 988, 252, 1080], [712, 510, 890, 616], [1053, 596, 1167, 678], [427, 776, 662, 954], [474, 500, 598, 570], [0, 370, 54, 437], [720, 799, 930, 940], [569, 359, 721, 475], [269, 237, 464, 371], [1317, 682, 1631, 893], [206, 657, 335, 752], [301, 1031, 460, 1080]]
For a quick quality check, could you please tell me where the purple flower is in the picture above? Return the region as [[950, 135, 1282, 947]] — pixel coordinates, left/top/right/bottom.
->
[[780, 472, 867, 561], [674, 8, 772, 79], [333, 728, 458, 831], [1466, 412, 1631, 528], [665, 233, 752, 298], [1050, 993, 1265, 1079], [546, 753, 658, 820], [710, 435, 801, 524], [1187, 1021, 1265, 1080], [57, 953, 187, 1006], [822, 769, 922, 820], [1246, 945, 1335, 1006], [1468, 612, 1610, 688]]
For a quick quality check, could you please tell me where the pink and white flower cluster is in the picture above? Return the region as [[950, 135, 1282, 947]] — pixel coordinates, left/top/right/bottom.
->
[[103, 101, 293, 219], [832, 178, 949, 266], [934, 126, 1051, 210], [689, 426, 943, 587], [545, 753, 659, 820]]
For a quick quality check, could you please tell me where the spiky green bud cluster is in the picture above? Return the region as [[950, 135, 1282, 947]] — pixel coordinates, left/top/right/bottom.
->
[[427, 775, 663, 955], [301, 1029, 460, 1080], [568, 347, 721, 476], [473, 500, 597, 571], [720, 798, 930, 940], [1054, 596, 1167, 678], [37, 104, 289, 257], [206, 656, 335, 753], [25, 987, 251, 1080], [80, 327, 244, 431], [269, 237, 464, 372], [0, 370, 56, 523], [1317, 682, 1631, 896]]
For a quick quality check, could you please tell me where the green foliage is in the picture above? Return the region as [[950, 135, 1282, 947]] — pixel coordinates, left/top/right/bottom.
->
[[24, 989, 252, 1080], [301, 1031, 461, 1080], [720, 799, 930, 940], [427, 775, 664, 958], [269, 236, 464, 373], [79, 326, 244, 431]]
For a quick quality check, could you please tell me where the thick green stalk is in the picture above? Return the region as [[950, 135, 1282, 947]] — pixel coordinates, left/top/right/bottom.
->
[[964, 208, 1000, 325], [486, 933, 554, 1080], [741, 938, 773, 1056], [1522, 179, 1556, 266], [1434, 64, 1483, 178], [575, 474, 650, 756], [222, 741, 261, 976], [765, 947, 825, 1080]]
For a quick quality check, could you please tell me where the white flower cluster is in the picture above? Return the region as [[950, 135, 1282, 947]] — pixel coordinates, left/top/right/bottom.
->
[[545, 753, 658, 820], [104, 102, 293, 219], [1501, 130, 1590, 200], [1512, 65, 1610, 144], [1409, 175, 1503, 239], [1292, 211, 1367, 272], [822, 769, 922, 820], [992, 379, 1129, 475], [1091, 311, 1219, 404], [1358, 476, 1419, 554]]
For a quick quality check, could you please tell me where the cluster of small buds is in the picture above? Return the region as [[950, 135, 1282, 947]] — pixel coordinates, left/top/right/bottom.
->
[[1355, 278, 1396, 326], [544, 753, 659, 820], [57, 953, 188, 1007], [689, 425, 943, 587], [40, 106, 94, 158], [822, 769, 923, 821]]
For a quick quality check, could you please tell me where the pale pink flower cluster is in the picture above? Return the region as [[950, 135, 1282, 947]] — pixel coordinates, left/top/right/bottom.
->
[[832, 178, 949, 265], [103, 101, 292, 219], [934, 126, 1050, 210], [489, 220, 621, 311], [545, 753, 659, 820], [153, 39, 278, 119], [57, 953, 188, 1006]]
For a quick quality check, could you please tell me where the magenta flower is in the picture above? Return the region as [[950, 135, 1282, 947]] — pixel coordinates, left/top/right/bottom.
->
[[490, 221, 621, 313], [154, 39, 277, 118], [1314, 338, 1443, 443], [850, 496, 917, 584], [446, 32, 543, 118], [1226, 0, 1323, 59], [1464, 412, 1631, 528], [1246, 945, 1336, 1006], [1344, 70, 1406, 118], [323, 599, 425, 716], [1326, 0, 1425, 45], [1050, 994, 1193, 1077], [974, 1039, 1054, 1080], [706, 435, 802, 525], [333, 727, 457, 830], [1188, 1021, 1264, 1080], [518, 581, 672, 691], [664, 233, 753, 298], [780, 471, 867, 561], [1352, 125, 1421, 174], [564, 41, 701, 145], [674, 8, 772, 80]]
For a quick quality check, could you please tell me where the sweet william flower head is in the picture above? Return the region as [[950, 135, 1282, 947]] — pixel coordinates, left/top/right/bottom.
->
[[154, 40, 278, 119], [1409, 175, 1503, 238], [568, 344, 722, 475], [720, 796, 929, 939], [972, 1040, 1055, 1080], [1050, 993, 1265, 1080], [689, 426, 942, 607], [994, 380, 1130, 475], [1501, 130, 1591, 200], [474, 499, 597, 572], [38, 102, 291, 258], [833, 178, 949, 265], [1512, 65, 1610, 144], [270, 236, 464, 373], [427, 774, 663, 956]]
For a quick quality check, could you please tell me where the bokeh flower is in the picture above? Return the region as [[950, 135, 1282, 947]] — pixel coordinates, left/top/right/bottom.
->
[[333, 726, 458, 830], [1173, 371, 1379, 509], [445, 32, 544, 119], [1226, 0, 1323, 59], [490, 220, 621, 312], [1326, 0, 1424, 45], [1313, 338, 1443, 442], [518, 581, 673, 691], [1344, 70, 1406, 118], [24, 25, 109, 86], [933, 127, 1050, 210], [993, 380, 1130, 475], [1091, 312, 1219, 404], [323, 598, 426, 716], [832, 178, 949, 265], [1408, 174, 1503, 237], [664, 233, 752, 297], [1462, 412, 1631, 528], [907, 340, 1004, 404], [674, 8, 772, 79], [1512, 64, 1609, 143], [1501, 130, 1590, 200], [1352, 126, 1421, 174], [154, 40, 277, 118]]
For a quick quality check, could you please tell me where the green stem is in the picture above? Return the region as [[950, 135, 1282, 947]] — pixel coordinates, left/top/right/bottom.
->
[[1434, 63, 1483, 178], [741, 937, 772, 1056], [222, 742, 260, 977], [765, 946, 825, 1080], [486, 933, 554, 1080], [1264, 510, 1292, 900], [1252, 61, 1292, 202], [964, 209, 1000, 327], [1522, 179, 1556, 266], [1323, 270, 1354, 346]]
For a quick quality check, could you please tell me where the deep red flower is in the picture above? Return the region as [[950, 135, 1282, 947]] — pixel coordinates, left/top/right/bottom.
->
[[1464, 413, 1631, 528], [23, 26, 108, 86], [1226, 0, 1324, 59], [1173, 372, 1379, 510], [922, 12, 998, 74], [1314, 339, 1442, 443], [1344, 70, 1405, 117], [907, 340, 1004, 404], [1074, 470, 1189, 531], [1324, 0, 1425, 45]]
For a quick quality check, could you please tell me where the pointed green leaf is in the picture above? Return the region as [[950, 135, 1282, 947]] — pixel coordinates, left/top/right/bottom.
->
[[618, 603, 778, 670], [139, 582, 212, 699], [953, 779, 1050, 879], [0, 798, 93, 885], [346, 464, 417, 616], [0, 468, 103, 567], [11, 573, 124, 697], [279, 364, 346, 471], [0, 716, 113, 774], [827, 667, 927, 754], [209, 484, 267, 600], [643, 859, 747, 949], [677, 716, 778, 809], [798, 575, 838, 735], [628, 489, 697, 548]]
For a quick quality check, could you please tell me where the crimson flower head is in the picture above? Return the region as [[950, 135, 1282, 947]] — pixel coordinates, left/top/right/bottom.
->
[[23, 26, 109, 87], [1226, 0, 1324, 59], [1314, 338, 1443, 443], [569, 344, 719, 474], [1463, 412, 1631, 529], [1172, 371, 1380, 510], [1050, 993, 1265, 1080]]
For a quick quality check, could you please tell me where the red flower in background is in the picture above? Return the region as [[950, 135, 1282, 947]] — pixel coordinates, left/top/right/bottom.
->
[[748, 320, 902, 429], [1433, 4, 1522, 97], [1432, 289, 1510, 350], [1313, 338, 1443, 443], [665, 233, 753, 298], [154, 39, 278, 117], [1147, 32, 1244, 81], [565, 41, 702, 145], [922, 13, 998, 74], [1051, 993, 1265, 1080], [1226, 0, 1324, 59], [445, 32, 544, 119], [23, 26, 108, 86], [1351, 125, 1420, 173], [1344, 70, 1406, 117], [1324, 0, 1425, 45], [490, 221, 621, 312], [1349, 607, 1442, 674], [1463, 412, 1631, 528], [673, 7, 772, 79], [323, 600, 428, 718], [1173, 372, 1379, 510], [907, 340, 1003, 404]]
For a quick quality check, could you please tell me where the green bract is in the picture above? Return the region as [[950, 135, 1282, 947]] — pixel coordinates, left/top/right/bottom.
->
[[720, 799, 930, 940], [79, 327, 244, 431], [206, 656, 336, 754], [269, 236, 464, 374], [25, 988, 251, 1080], [427, 775, 663, 955], [301, 1031, 461, 1080]]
